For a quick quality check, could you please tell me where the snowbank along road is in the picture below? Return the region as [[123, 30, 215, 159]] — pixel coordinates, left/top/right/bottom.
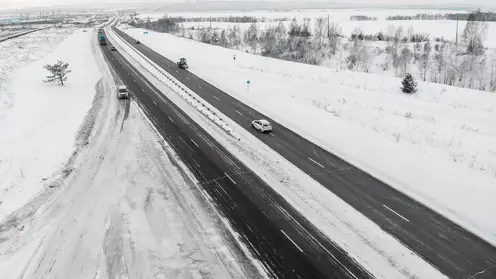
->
[[111, 26, 496, 279], [101, 29, 373, 278]]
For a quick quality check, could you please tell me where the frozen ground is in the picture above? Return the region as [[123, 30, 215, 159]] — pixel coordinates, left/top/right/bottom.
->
[[110, 27, 448, 278], [0, 27, 76, 220], [0, 28, 259, 279], [121, 26, 496, 247]]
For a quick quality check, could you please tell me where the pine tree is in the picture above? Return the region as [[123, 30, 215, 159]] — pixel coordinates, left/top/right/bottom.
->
[[43, 60, 71, 86], [401, 73, 418, 93]]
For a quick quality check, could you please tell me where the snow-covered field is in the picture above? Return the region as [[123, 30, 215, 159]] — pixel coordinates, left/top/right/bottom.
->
[[138, 9, 460, 21], [181, 20, 496, 49], [121, 26, 496, 248], [0, 27, 259, 279], [136, 9, 496, 47], [0, 27, 78, 219], [0, 28, 72, 120]]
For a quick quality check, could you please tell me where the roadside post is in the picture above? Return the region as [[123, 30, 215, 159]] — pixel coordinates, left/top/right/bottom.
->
[[247, 80, 250, 92]]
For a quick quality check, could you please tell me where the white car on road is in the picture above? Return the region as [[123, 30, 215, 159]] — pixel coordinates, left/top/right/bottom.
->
[[252, 119, 272, 133]]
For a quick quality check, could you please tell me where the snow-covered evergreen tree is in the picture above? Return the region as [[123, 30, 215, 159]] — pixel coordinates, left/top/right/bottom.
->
[[43, 60, 71, 86], [401, 73, 418, 94]]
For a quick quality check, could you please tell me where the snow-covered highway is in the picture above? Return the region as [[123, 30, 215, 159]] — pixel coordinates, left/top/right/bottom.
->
[[110, 25, 496, 279]]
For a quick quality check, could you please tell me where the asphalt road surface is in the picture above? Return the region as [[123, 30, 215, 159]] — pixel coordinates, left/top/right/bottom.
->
[[101, 30, 372, 279], [112, 27, 496, 279]]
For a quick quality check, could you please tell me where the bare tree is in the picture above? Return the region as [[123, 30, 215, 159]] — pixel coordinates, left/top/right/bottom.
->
[[346, 29, 363, 70], [179, 24, 186, 37], [443, 43, 460, 86], [244, 22, 259, 52], [386, 25, 403, 75], [313, 17, 325, 49], [399, 46, 413, 76], [361, 45, 374, 73], [43, 60, 71, 86], [260, 27, 278, 56], [346, 34, 372, 72], [275, 20, 287, 41], [219, 30, 228, 47], [462, 11, 488, 55], [328, 22, 341, 55], [211, 30, 220, 44], [228, 25, 241, 48], [419, 41, 432, 81], [475, 55, 487, 90], [413, 42, 422, 63], [490, 54, 496, 91], [407, 26, 415, 42]]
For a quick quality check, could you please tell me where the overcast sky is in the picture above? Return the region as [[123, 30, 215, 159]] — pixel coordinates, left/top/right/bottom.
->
[[0, 0, 494, 11]]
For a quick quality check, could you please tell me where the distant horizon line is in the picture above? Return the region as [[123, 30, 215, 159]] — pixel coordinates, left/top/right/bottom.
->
[[0, 1, 491, 14]]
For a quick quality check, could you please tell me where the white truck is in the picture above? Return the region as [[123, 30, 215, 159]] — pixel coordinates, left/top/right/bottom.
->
[[117, 85, 129, 99]]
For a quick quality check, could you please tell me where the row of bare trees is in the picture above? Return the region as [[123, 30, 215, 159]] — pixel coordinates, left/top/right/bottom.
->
[[132, 11, 495, 92]]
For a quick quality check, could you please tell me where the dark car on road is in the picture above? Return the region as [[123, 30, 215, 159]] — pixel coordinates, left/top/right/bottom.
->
[[177, 57, 188, 69], [110, 46, 116, 51]]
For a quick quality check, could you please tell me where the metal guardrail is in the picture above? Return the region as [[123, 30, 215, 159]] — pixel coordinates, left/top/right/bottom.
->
[[0, 27, 48, 43]]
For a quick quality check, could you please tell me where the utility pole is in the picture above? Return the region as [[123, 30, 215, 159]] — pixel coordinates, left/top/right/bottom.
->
[[455, 15, 459, 46]]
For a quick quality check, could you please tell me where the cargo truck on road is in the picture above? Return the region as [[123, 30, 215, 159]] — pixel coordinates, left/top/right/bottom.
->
[[98, 34, 106, 46]]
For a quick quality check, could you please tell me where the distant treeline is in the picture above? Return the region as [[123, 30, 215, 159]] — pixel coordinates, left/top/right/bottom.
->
[[350, 15, 378, 21], [386, 11, 496, 21], [130, 17, 179, 33], [138, 15, 294, 24], [445, 11, 496, 21], [351, 30, 430, 43]]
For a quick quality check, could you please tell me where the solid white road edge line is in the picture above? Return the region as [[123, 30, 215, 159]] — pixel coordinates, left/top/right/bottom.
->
[[383, 205, 410, 222], [281, 230, 304, 253], [191, 158, 200, 168], [190, 139, 199, 148], [275, 205, 358, 278], [224, 172, 237, 184], [215, 181, 232, 199], [308, 157, 325, 168]]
